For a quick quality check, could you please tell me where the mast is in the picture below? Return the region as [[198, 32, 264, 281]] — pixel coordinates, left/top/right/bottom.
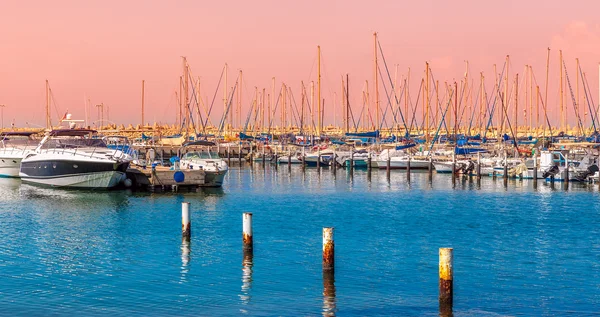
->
[[576, 58, 580, 134], [503, 55, 509, 137], [560, 50, 564, 131], [454, 81, 458, 136], [224, 63, 228, 131], [480, 73, 484, 136], [183, 57, 189, 135], [178, 76, 183, 126], [238, 70, 243, 131], [346, 74, 350, 134], [317, 45, 322, 135], [529, 66, 533, 134], [373, 32, 379, 130], [141, 80, 145, 127], [262, 88, 266, 132], [311, 81, 315, 134], [514, 74, 519, 135], [270, 77, 274, 131], [425, 62, 430, 142], [341, 77, 345, 133], [544, 48, 550, 131], [45, 79, 51, 129]]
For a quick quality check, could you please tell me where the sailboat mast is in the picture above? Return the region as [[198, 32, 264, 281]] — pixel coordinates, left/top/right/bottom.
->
[[346, 74, 350, 134], [514, 74, 519, 135], [425, 62, 430, 142], [238, 70, 243, 131], [141, 80, 145, 127], [560, 50, 564, 131], [576, 58, 580, 134], [45, 80, 51, 129], [544, 48, 550, 131], [224, 63, 228, 132], [317, 45, 322, 135], [311, 81, 315, 134], [373, 32, 379, 131], [503, 55, 509, 137], [480, 73, 484, 136]]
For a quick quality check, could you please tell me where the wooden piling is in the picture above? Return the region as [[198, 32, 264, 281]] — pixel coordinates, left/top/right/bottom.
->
[[439, 247, 453, 316], [238, 143, 242, 165], [288, 149, 292, 171], [349, 151, 354, 173], [227, 146, 231, 165], [243, 212, 253, 252], [476, 152, 481, 178], [367, 152, 372, 170], [323, 227, 334, 271], [182, 202, 191, 241], [386, 156, 391, 177], [406, 156, 411, 181]]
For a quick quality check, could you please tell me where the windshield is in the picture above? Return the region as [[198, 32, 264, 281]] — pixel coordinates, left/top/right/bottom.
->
[[42, 137, 107, 149], [184, 151, 221, 160]]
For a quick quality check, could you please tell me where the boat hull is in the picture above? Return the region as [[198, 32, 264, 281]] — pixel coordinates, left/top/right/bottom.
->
[[20, 159, 129, 189], [21, 171, 126, 188], [204, 170, 227, 187], [0, 157, 22, 177]]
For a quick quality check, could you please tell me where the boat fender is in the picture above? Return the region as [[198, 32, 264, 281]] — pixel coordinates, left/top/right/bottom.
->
[[174, 171, 185, 183]]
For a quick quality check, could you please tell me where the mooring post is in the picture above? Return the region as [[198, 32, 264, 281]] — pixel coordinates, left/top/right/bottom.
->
[[288, 149, 292, 171], [533, 151, 538, 186], [406, 155, 411, 181], [367, 152, 372, 170], [503, 151, 508, 181], [332, 148, 337, 172], [182, 202, 191, 241], [323, 227, 334, 271], [227, 146, 231, 166], [428, 156, 433, 174], [386, 155, 391, 177], [349, 151, 354, 173], [439, 247, 453, 316], [243, 212, 253, 253], [238, 142, 242, 166], [317, 148, 321, 169], [564, 153, 570, 186], [262, 145, 266, 166], [476, 152, 481, 178]]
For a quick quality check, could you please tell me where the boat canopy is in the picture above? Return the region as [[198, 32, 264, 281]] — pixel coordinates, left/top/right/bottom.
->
[[0, 131, 38, 137], [49, 129, 97, 137], [345, 130, 379, 138], [184, 140, 216, 146]]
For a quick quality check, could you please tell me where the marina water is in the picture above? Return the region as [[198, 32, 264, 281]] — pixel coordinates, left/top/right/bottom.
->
[[1, 166, 599, 316]]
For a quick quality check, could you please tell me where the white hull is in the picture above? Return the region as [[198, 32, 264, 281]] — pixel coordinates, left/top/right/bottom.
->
[[0, 158, 22, 177], [376, 158, 430, 169], [204, 170, 227, 187], [20, 171, 126, 188]]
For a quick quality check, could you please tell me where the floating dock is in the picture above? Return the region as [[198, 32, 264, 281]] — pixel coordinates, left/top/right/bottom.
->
[[126, 166, 207, 192]]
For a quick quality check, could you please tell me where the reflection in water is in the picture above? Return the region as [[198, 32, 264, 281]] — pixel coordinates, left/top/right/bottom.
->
[[322, 270, 336, 317], [239, 250, 253, 308], [180, 240, 190, 283]]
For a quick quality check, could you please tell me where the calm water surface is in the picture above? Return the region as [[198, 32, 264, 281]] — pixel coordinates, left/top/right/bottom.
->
[[1, 166, 599, 316]]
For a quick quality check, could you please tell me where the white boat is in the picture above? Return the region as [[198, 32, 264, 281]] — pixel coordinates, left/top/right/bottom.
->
[[180, 148, 228, 187], [376, 149, 430, 169], [0, 131, 39, 177], [19, 129, 131, 188]]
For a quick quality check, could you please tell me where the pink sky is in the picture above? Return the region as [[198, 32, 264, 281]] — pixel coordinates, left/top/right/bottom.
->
[[1, 0, 599, 129]]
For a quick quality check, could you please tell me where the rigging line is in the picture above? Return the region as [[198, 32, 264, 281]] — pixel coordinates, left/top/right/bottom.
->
[[495, 84, 520, 155], [530, 72, 555, 138], [243, 89, 257, 135], [377, 40, 408, 131], [266, 85, 283, 134], [466, 79, 482, 135], [428, 72, 451, 137], [456, 80, 476, 134], [203, 65, 226, 132], [377, 64, 396, 131], [562, 60, 585, 135], [288, 89, 302, 130], [483, 61, 507, 140], [580, 70, 598, 133], [408, 79, 424, 134], [217, 79, 239, 137], [344, 81, 358, 132], [186, 73, 205, 137], [389, 79, 407, 129], [427, 88, 456, 156]]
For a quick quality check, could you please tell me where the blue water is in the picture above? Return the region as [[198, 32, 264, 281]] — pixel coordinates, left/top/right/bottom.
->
[[1, 166, 599, 316]]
